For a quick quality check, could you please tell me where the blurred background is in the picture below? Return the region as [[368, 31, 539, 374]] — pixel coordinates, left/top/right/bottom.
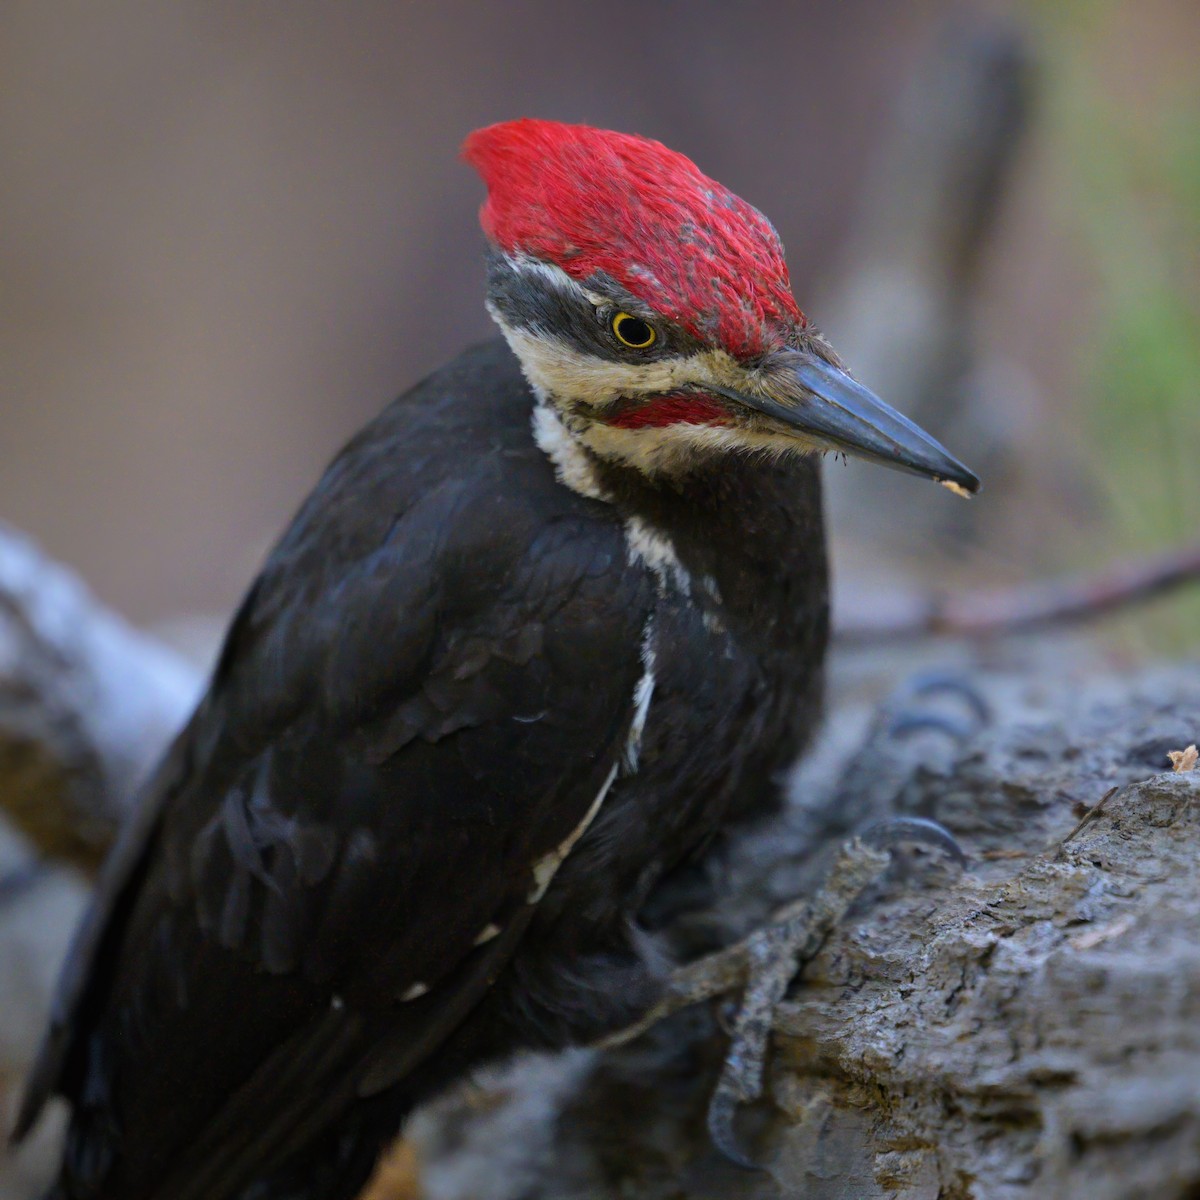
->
[[2, 5, 1199, 1196], [1, 0, 1198, 660]]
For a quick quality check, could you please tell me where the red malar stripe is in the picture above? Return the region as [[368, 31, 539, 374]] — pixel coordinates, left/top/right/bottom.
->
[[608, 394, 730, 430]]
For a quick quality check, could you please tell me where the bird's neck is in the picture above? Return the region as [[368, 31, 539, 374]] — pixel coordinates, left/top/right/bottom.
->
[[533, 403, 828, 649], [610, 455, 825, 642]]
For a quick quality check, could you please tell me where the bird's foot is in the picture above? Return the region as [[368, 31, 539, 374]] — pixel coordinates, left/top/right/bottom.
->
[[881, 669, 991, 745], [823, 669, 992, 839], [602, 819, 965, 1168]]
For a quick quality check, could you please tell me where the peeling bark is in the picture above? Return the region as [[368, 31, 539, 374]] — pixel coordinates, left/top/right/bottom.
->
[[0, 522, 200, 872]]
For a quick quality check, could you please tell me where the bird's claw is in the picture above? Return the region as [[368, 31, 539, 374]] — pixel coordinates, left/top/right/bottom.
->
[[702, 914, 816, 1169], [884, 670, 991, 743], [887, 709, 978, 742], [824, 669, 992, 840], [706, 1083, 761, 1171], [903, 670, 991, 719], [668, 680, 981, 1165], [699, 821, 964, 1166], [858, 814, 968, 866], [603, 824, 967, 1168]]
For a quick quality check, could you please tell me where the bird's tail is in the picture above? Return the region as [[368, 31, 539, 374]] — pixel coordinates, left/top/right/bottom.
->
[[43, 1095, 412, 1200]]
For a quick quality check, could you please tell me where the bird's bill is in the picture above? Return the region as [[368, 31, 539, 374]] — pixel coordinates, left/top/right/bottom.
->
[[714, 355, 980, 496]]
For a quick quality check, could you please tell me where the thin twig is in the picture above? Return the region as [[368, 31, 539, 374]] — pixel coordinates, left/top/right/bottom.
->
[[838, 543, 1200, 644], [1055, 786, 1120, 859]]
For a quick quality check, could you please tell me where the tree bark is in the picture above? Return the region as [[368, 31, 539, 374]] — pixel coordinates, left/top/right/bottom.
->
[[0, 524, 199, 1197], [0, 522, 199, 873]]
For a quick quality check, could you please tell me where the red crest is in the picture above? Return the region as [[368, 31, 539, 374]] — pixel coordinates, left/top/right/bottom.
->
[[463, 120, 803, 358]]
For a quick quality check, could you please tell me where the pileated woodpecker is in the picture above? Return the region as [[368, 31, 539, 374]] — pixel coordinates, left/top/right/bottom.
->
[[13, 120, 977, 1200]]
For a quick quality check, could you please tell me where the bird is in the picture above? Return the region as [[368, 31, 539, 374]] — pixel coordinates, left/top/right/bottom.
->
[[12, 119, 978, 1200]]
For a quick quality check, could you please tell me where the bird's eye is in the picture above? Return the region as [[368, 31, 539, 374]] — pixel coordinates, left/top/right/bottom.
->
[[611, 312, 657, 349]]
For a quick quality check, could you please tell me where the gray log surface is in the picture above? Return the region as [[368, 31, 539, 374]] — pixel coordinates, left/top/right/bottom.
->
[[0, 522, 199, 871]]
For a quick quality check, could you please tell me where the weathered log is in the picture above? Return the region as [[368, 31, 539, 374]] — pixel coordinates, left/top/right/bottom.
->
[[0, 525, 202, 1197], [0, 522, 199, 873]]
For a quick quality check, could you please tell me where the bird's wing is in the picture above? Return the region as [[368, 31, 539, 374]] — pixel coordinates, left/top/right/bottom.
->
[[16, 347, 656, 1198]]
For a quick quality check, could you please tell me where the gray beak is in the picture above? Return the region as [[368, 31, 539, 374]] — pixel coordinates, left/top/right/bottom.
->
[[713, 354, 980, 495]]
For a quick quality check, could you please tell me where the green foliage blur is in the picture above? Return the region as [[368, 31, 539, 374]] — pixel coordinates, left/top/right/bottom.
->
[[1038, 4, 1200, 649]]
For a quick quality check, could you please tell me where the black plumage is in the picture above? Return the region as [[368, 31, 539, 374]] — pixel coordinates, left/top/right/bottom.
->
[[17, 338, 829, 1200]]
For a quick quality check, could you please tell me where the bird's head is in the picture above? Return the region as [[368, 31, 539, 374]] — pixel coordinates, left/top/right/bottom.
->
[[464, 119, 978, 496]]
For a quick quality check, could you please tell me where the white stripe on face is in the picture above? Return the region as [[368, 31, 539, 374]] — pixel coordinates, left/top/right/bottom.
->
[[487, 256, 749, 410], [497, 322, 746, 410]]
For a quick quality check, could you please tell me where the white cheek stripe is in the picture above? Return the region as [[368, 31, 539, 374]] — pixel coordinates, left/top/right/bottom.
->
[[531, 401, 608, 501], [492, 255, 822, 481], [502, 253, 601, 306], [582, 419, 800, 478], [498, 319, 743, 411]]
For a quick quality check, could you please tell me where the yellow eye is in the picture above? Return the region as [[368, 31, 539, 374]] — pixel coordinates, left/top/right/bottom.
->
[[611, 312, 657, 349]]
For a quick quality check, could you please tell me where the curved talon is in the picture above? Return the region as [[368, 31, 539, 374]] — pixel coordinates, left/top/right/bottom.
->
[[706, 1087, 763, 1171], [898, 671, 992, 724], [859, 816, 967, 866], [887, 711, 978, 742]]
